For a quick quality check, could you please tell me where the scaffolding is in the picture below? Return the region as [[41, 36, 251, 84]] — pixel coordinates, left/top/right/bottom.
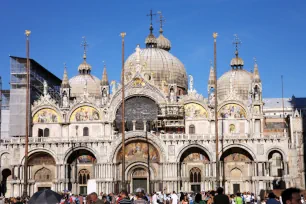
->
[[9, 56, 61, 137]]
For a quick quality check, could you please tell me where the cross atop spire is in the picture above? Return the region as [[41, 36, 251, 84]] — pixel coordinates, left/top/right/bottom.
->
[[233, 34, 242, 57], [147, 9, 156, 34], [157, 11, 165, 33], [81, 36, 89, 60]]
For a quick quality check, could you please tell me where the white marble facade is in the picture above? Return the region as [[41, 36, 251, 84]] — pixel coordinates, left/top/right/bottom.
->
[[0, 33, 305, 197]]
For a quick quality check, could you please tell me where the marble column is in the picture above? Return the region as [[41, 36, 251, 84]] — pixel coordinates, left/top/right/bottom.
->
[[132, 120, 136, 131], [143, 120, 147, 131]]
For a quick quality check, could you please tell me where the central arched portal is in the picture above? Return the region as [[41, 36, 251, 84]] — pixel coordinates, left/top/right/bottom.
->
[[179, 146, 211, 193], [220, 147, 254, 194], [116, 141, 160, 193], [66, 149, 97, 195], [115, 96, 159, 132]]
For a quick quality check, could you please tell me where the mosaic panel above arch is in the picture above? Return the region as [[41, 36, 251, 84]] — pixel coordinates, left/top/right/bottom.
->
[[218, 104, 246, 119], [33, 108, 61, 123], [77, 155, 97, 164], [183, 153, 209, 163], [184, 103, 208, 119], [222, 148, 252, 162], [70, 106, 100, 122], [28, 152, 56, 165], [117, 142, 159, 163]]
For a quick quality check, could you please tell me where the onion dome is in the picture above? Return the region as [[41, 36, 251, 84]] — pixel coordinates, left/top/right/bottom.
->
[[101, 63, 109, 86], [157, 28, 171, 51], [61, 63, 70, 88], [124, 46, 187, 91]]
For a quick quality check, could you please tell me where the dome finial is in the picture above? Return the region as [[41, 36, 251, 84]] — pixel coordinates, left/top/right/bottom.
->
[[157, 11, 165, 34], [78, 37, 92, 74], [145, 10, 157, 48], [81, 36, 89, 61], [233, 34, 241, 58], [156, 11, 171, 51], [147, 9, 156, 34], [230, 34, 244, 69]]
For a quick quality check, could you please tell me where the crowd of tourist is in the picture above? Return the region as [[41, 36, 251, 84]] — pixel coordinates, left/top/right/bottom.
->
[[0, 187, 304, 204]]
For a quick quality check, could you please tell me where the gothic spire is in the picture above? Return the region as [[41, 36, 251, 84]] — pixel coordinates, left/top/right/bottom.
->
[[61, 63, 70, 88], [208, 61, 215, 92], [101, 62, 109, 86], [253, 57, 261, 83]]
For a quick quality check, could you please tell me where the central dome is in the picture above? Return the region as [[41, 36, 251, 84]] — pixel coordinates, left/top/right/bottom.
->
[[124, 47, 188, 91], [218, 69, 253, 101]]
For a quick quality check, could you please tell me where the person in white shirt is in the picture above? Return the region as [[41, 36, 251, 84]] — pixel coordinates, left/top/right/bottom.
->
[[152, 192, 158, 204], [245, 192, 251, 204], [171, 191, 178, 204]]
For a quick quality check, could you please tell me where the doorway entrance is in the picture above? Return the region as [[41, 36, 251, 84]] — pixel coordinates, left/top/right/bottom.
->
[[233, 184, 240, 194], [133, 178, 147, 193], [191, 184, 201, 193], [131, 167, 148, 193], [37, 187, 51, 192]]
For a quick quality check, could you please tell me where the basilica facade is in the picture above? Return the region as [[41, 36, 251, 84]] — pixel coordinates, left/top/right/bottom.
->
[[0, 23, 305, 197]]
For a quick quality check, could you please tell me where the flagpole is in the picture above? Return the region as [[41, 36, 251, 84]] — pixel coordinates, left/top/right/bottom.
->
[[120, 32, 126, 191], [23, 30, 31, 198], [213, 32, 220, 188]]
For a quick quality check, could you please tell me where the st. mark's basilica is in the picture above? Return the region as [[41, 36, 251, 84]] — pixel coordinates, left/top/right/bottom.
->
[[0, 14, 305, 197]]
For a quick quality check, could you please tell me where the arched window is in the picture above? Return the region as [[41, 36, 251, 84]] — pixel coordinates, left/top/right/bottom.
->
[[78, 169, 90, 184], [190, 167, 201, 183], [190, 172, 194, 182], [38, 129, 43, 137], [44, 128, 49, 137], [189, 125, 195, 134], [83, 127, 89, 136]]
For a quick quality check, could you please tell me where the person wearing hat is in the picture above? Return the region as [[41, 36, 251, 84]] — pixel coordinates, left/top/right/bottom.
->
[[134, 188, 148, 204]]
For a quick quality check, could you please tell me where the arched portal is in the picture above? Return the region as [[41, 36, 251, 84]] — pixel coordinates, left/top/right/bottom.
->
[[1, 169, 11, 197], [220, 147, 254, 194], [268, 150, 286, 189], [28, 152, 56, 193], [115, 96, 158, 132], [66, 149, 96, 195], [116, 141, 160, 193], [179, 147, 210, 193]]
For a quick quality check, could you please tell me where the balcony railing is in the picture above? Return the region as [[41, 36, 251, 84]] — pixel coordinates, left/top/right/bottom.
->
[[0, 132, 287, 145]]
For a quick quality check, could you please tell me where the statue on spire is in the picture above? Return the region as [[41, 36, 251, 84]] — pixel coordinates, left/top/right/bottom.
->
[[43, 80, 48, 96], [135, 44, 141, 63], [189, 75, 194, 92]]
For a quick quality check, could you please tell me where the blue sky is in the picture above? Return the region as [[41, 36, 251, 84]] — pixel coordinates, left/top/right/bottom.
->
[[1, 0, 305, 98]]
